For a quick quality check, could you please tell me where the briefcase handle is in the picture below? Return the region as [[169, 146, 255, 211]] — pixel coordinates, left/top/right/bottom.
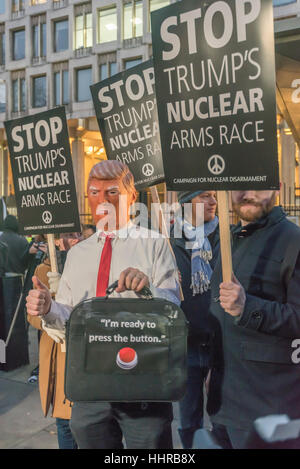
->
[[106, 280, 153, 300]]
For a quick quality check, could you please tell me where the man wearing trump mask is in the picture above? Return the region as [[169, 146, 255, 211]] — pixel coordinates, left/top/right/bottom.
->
[[26, 160, 180, 449]]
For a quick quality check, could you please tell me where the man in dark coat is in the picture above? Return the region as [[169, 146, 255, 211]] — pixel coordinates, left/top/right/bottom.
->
[[170, 190, 219, 448], [0, 215, 37, 274], [209, 190, 300, 449]]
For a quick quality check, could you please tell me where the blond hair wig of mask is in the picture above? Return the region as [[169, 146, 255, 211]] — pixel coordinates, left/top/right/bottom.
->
[[87, 160, 137, 197]]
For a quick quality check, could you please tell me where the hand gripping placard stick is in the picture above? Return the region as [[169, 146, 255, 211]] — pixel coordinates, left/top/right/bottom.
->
[[150, 186, 184, 301], [216, 191, 232, 283]]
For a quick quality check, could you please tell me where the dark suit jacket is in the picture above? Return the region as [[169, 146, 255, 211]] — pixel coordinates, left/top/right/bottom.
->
[[208, 206, 300, 430]]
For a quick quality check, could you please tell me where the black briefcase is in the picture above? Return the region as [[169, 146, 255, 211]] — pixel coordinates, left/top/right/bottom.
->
[[65, 282, 187, 402]]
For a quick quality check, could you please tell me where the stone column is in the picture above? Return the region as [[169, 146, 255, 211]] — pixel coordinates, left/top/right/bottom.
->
[[1, 146, 8, 197], [71, 138, 85, 222]]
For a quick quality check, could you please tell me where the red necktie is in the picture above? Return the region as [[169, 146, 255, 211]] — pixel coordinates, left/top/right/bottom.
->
[[96, 235, 113, 297]]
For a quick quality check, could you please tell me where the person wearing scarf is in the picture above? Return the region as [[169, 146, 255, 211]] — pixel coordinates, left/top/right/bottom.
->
[[170, 190, 219, 449]]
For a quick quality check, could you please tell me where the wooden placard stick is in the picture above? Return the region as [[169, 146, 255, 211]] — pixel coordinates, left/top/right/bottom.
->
[[150, 186, 184, 301], [47, 233, 58, 274], [150, 185, 167, 236], [216, 191, 232, 282]]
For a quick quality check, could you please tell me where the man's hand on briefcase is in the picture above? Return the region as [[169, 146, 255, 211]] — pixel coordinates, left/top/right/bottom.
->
[[115, 267, 149, 293], [26, 276, 52, 316], [219, 273, 246, 317]]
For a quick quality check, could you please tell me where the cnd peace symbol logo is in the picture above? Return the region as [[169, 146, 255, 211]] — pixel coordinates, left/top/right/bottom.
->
[[42, 211, 52, 224], [207, 155, 226, 175], [142, 163, 154, 177]]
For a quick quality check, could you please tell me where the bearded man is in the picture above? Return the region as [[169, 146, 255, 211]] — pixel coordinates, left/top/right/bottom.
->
[[26, 160, 180, 449], [207, 190, 300, 449]]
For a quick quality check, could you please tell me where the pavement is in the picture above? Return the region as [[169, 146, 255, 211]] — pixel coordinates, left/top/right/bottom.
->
[[0, 325, 183, 449], [0, 325, 58, 449]]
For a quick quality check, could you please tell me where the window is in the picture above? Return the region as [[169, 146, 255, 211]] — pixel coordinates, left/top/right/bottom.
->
[[32, 16, 46, 59], [0, 79, 5, 113], [0, 25, 5, 65], [31, 0, 47, 4], [13, 29, 25, 60], [54, 19, 68, 52], [124, 0, 143, 40], [98, 7, 117, 44], [149, 0, 169, 12], [99, 54, 117, 81], [33, 75, 46, 107], [124, 57, 142, 70], [76, 67, 92, 102], [12, 72, 26, 112], [0, 1, 5, 14], [12, 0, 24, 13], [75, 4, 92, 49], [99, 62, 117, 80], [149, 0, 169, 30], [54, 64, 69, 105], [12, 80, 18, 111]]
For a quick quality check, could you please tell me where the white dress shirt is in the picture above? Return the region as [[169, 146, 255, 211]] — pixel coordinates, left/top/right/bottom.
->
[[43, 222, 180, 331]]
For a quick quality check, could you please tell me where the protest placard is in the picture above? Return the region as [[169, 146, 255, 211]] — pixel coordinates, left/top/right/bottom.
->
[[151, 0, 279, 191], [5, 107, 81, 236], [91, 65, 183, 296], [90, 59, 165, 190]]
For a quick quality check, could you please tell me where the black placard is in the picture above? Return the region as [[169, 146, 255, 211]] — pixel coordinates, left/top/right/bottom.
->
[[90, 60, 165, 190], [5, 107, 81, 234], [151, 0, 279, 190]]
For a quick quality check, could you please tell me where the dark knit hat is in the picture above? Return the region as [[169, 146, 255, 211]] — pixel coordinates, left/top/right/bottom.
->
[[177, 191, 204, 204]]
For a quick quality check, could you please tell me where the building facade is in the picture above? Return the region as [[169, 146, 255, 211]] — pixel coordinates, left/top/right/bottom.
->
[[0, 0, 171, 221], [274, 0, 300, 214], [273, 0, 300, 19], [0, 0, 300, 223]]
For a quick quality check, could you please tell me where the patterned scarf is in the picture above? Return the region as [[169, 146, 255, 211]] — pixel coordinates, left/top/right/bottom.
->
[[176, 216, 219, 295]]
